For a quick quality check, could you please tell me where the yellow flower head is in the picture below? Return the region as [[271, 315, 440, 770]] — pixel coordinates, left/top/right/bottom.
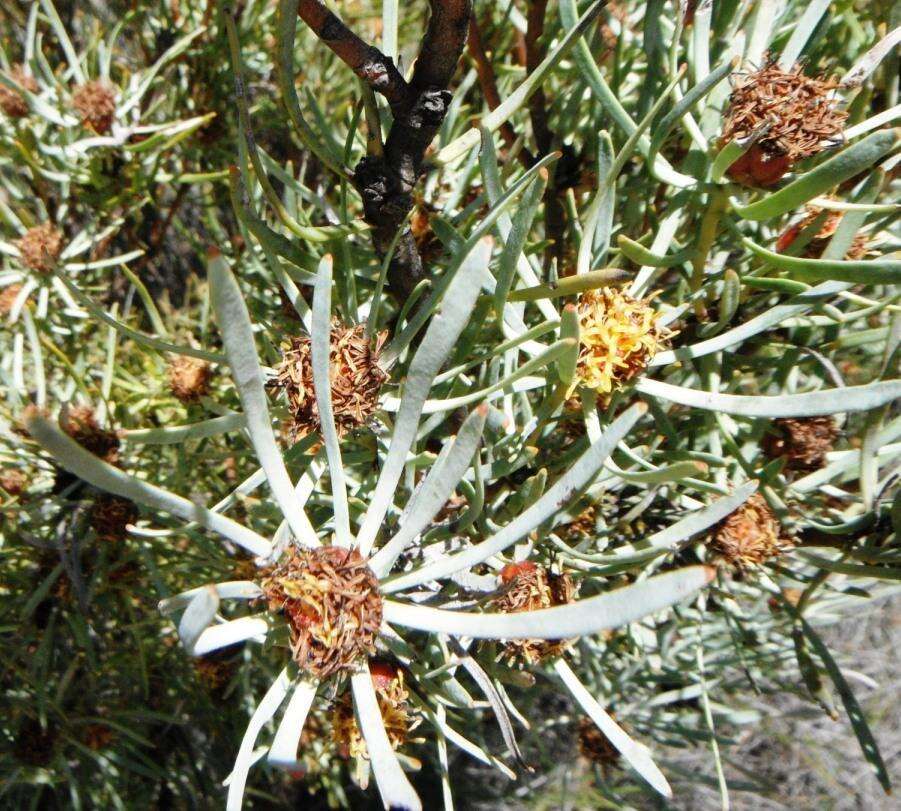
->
[[572, 288, 671, 396]]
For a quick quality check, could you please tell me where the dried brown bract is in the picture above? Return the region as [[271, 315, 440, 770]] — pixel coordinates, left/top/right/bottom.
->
[[762, 416, 838, 472], [16, 223, 64, 273], [0, 468, 27, 496], [491, 562, 576, 665], [90, 494, 138, 541], [0, 64, 37, 118], [261, 546, 382, 679], [60, 406, 121, 465], [577, 716, 620, 768], [776, 207, 870, 260], [273, 323, 388, 440], [168, 357, 213, 404], [712, 493, 791, 569], [72, 80, 116, 133], [722, 62, 846, 186]]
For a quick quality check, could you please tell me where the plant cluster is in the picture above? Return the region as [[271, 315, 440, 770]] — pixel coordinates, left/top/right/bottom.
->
[[1, 1, 899, 809]]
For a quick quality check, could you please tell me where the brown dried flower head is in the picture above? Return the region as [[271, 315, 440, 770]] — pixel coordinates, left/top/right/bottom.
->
[[0, 468, 28, 497], [82, 724, 114, 751], [261, 546, 382, 679], [90, 494, 138, 541], [194, 650, 238, 695], [274, 323, 388, 441], [762, 416, 838, 472], [168, 357, 213, 404], [571, 288, 672, 396], [60, 406, 121, 464], [0, 64, 38, 118], [491, 562, 576, 665], [332, 662, 416, 759], [722, 62, 847, 186], [16, 223, 64, 273], [577, 716, 620, 768], [0, 284, 24, 316], [72, 80, 116, 134], [712, 493, 791, 569], [776, 207, 870, 260]]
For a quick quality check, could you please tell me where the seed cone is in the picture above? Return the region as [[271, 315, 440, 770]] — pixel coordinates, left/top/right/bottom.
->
[[90, 494, 138, 541], [16, 223, 64, 273], [167, 357, 213, 403], [60, 406, 120, 465], [0, 64, 37, 118], [491, 562, 576, 665], [712, 493, 791, 569], [722, 62, 846, 186], [762, 416, 838, 472], [261, 546, 382, 679], [72, 80, 116, 133], [332, 662, 415, 759], [273, 323, 388, 441], [571, 288, 671, 396]]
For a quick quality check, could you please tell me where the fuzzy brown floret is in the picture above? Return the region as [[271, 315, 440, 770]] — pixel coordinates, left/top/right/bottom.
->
[[16, 224, 64, 273], [712, 493, 791, 569], [60, 406, 121, 465], [90, 494, 138, 541], [491, 562, 576, 665], [0, 64, 37, 118], [72, 80, 116, 134], [273, 323, 388, 441], [167, 357, 213, 404], [762, 416, 838, 472], [261, 546, 382, 679]]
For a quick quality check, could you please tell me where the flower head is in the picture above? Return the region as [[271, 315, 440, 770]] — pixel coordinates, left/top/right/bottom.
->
[[578, 716, 620, 768], [492, 562, 577, 665], [167, 357, 213, 404], [261, 546, 382, 679], [16, 223, 64, 273], [762, 416, 838, 472], [90, 494, 138, 541], [722, 62, 846, 186], [776, 207, 870, 260], [712, 493, 790, 568], [332, 662, 416, 760], [572, 288, 671, 396], [72, 80, 116, 134], [0, 64, 38, 118], [273, 322, 388, 440], [0, 468, 27, 496], [60, 406, 120, 464], [0, 284, 24, 316]]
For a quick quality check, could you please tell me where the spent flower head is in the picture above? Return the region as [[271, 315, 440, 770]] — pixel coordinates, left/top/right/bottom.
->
[[722, 61, 846, 185], [16, 223, 64, 273]]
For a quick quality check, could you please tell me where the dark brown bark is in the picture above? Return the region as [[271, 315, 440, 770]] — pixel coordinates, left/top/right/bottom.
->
[[296, 0, 409, 114], [297, 0, 473, 299], [467, 14, 534, 167], [525, 0, 567, 273]]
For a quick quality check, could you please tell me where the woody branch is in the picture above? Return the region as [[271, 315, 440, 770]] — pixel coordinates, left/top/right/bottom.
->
[[297, 0, 472, 299]]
